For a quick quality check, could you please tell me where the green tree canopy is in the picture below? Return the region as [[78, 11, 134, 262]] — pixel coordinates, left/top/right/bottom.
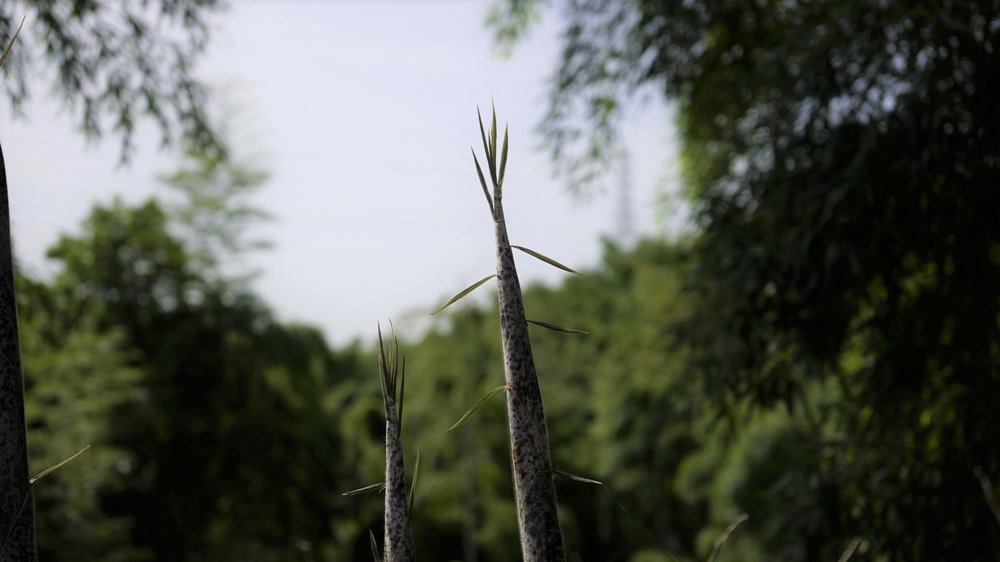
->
[[492, 0, 1000, 559], [20, 152, 366, 560]]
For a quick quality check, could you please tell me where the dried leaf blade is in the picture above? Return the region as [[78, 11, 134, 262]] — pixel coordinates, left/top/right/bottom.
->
[[30, 445, 91, 485], [837, 537, 862, 562], [341, 482, 385, 496], [408, 448, 420, 513], [472, 149, 495, 216], [511, 245, 581, 275], [706, 513, 748, 562], [397, 354, 406, 432], [499, 123, 509, 186], [490, 104, 498, 165], [527, 319, 589, 335], [447, 385, 508, 432], [431, 274, 496, 315], [477, 106, 492, 162], [0, 15, 25, 68], [552, 469, 604, 486]]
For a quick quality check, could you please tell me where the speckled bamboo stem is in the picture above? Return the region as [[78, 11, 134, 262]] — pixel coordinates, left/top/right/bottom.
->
[[0, 141, 37, 561], [383, 393, 413, 562], [492, 195, 565, 562]]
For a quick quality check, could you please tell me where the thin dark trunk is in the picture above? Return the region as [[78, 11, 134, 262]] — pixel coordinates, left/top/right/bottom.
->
[[0, 141, 37, 561]]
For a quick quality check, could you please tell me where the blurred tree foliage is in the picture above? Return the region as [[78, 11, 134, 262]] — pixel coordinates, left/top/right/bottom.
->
[[10, 1, 998, 559], [0, 0, 225, 157], [22, 175, 822, 560], [490, 0, 1000, 559], [19, 151, 369, 560], [158, 147, 273, 287]]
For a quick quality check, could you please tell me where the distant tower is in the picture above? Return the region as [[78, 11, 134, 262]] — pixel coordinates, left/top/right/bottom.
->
[[615, 146, 635, 246]]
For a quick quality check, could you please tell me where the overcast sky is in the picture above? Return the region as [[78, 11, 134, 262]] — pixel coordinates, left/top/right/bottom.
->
[[2, 0, 680, 346]]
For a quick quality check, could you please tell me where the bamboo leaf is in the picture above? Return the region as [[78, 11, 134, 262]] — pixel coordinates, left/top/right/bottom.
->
[[407, 448, 420, 514], [447, 385, 508, 431], [30, 445, 91, 485], [377, 324, 389, 408], [341, 482, 385, 496], [0, 15, 25, 69], [431, 274, 496, 315], [369, 529, 382, 562], [706, 513, 748, 562], [397, 354, 405, 433], [837, 537, 861, 562], [511, 245, 581, 275], [477, 107, 492, 162], [477, 107, 497, 185], [527, 319, 589, 335], [499, 123, 509, 187], [490, 104, 498, 167], [552, 469, 604, 486], [378, 322, 406, 428], [472, 150, 495, 216]]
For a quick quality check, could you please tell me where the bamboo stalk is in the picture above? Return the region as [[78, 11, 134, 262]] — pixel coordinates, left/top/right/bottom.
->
[[493, 198, 565, 561], [378, 328, 414, 562], [476, 108, 565, 561], [0, 139, 38, 561]]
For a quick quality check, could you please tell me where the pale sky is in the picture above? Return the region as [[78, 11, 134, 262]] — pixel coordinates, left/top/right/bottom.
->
[[1, 1, 680, 346]]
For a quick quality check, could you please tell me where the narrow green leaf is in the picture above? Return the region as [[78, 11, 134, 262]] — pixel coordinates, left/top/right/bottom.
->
[[511, 245, 581, 274], [341, 481, 385, 496], [30, 445, 90, 485], [472, 149, 495, 216], [527, 319, 589, 335], [397, 354, 405, 433], [408, 448, 420, 514], [490, 104, 498, 166], [552, 468, 604, 486], [447, 385, 508, 432], [498, 124, 509, 187], [477, 107, 497, 185], [0, 15, 25, 69], [377, 323, 389, 407], [369, 529, 382, 562], [477, 107, 492, 162], [431, 274, 496, 315], [378, 322, 406, 427]]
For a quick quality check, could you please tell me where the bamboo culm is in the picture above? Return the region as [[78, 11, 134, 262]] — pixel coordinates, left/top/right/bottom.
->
[[474, 109, 566, 562], [379, 330, 414, 562], [0, 141, 38, 561], [492, 198, 565, 562]]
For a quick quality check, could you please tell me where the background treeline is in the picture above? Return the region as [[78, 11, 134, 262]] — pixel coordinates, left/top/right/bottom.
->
[[20, 148, 996, 561], [6, 0, 999, 560], [19, 170, 835, 561]]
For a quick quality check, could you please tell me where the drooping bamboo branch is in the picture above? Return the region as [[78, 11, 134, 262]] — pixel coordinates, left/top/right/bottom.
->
[[378, 325, 414, 562], [475, 108, 566, 562]]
